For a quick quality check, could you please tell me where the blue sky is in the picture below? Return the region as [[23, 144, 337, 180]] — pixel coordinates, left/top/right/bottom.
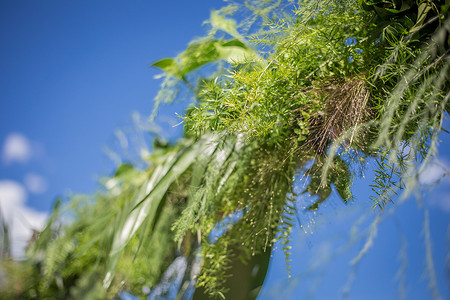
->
[[0, 1, 449, 299]]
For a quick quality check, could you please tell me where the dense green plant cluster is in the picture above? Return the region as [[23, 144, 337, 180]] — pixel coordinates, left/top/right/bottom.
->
[[1, 0, 449, 299], [4, 144, 197, 299]]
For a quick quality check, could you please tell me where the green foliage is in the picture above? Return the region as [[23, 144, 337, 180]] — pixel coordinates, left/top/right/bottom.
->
[[3, 0, 448, 299], [152, 40, 258, 81], [0, 259, 38, 299], [370, 148, 409, 210]]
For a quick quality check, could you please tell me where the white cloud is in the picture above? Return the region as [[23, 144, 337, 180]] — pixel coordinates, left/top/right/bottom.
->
[[0, 181, 26, 222], [0, 180, 47, 259], [2, 133, 32, 164], [24, 173, 48, 194], [419, 160, 449, 185]]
